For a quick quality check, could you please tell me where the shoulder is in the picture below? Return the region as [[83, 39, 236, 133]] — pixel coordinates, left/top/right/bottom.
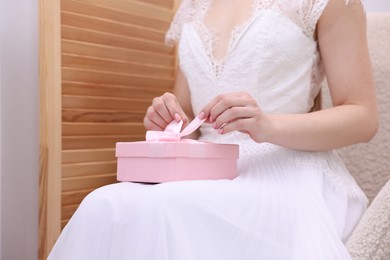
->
[[296, 0, 364, 38], [320, 0, 365, 19], [318, 0, 365, 33]]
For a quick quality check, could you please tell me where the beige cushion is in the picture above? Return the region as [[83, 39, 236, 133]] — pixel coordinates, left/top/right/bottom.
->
[[346, 180, 390, 259]]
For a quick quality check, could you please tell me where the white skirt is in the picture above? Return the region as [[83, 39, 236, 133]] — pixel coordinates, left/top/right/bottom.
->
[[49, 144, 367, 260]]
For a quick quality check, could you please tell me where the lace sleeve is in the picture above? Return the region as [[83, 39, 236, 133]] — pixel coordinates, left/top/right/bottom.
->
[[302, 0, 363, 38], [165, 0, 198, 46]]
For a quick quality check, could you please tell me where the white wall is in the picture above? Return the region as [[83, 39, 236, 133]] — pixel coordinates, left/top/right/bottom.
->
[[0, 32, 3, 258], [0, 0, 39, 259], [365, 0, 390, 12]]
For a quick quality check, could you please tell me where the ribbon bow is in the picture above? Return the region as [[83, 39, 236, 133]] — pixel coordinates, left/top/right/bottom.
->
[[146, 115, 206, 142]]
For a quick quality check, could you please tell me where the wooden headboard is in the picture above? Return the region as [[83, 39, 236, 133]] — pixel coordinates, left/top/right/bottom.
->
[[40, 0, 178, 258]]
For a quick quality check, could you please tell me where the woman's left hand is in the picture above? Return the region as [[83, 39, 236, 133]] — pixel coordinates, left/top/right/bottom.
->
[[201, 92, 272, 143]]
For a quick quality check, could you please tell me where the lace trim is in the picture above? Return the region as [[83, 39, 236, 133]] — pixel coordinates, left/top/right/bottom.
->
[[194, 0, 258, 79], [165, 0, 201, 46], [308, 48, 325, 110], [167, 0, 364, 46], [184, 0, 283, 80]]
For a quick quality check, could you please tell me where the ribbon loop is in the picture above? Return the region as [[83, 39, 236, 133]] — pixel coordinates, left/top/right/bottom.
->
[[145, 116, 206, 142]]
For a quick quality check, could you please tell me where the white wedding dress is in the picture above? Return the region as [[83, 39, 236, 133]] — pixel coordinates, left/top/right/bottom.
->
[[49, 0, 368, 259]]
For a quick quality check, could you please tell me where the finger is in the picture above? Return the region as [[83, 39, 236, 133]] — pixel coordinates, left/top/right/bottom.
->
[[162, 94, 187, 123], [200, 95, 222, 122], [146, 106, 168, 129], [201, 94, 244, 123], [201, 92, 253, 122], [143, 116, 164, 131], [152, 97, 173, 123], [209, 96, 249, 123], [218, 118, 253, 135], [212, 107, 256, 129]]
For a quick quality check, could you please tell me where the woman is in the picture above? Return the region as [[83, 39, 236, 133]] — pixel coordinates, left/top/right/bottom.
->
[[49, 0, 378, 259]]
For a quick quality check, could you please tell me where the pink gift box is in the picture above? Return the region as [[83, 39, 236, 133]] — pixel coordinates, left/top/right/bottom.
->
[[116, 141, 239, 183]]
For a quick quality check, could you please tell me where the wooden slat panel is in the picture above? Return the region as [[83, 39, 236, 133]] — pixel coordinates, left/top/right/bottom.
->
[[62, 67, 173, 88], [62, 161, 117, 178], [62, 26, 173, 54], [75, 0, 173, 21], [62, 135, 144, 150], [62, 149, 115, 164], [62, 0, 170, 31], [62, 54, 174, 78], [59, 0, 177, 232], [62, 14, 162, 45], [62, 189, 93, 206], [62, 81, 166, 99], [62, 204, 79, 220], [62, 40, 174, 66], [62, 95, 151, 111], [136, 0, 173, 9], [62, 122, 145, 136], [62, 173, 117, 192], [61, 220, 69, 229], [62, 109, 145, 123], [62, 11, 165, 42]]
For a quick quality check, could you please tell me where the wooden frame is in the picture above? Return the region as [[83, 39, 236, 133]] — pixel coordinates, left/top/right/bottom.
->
[[39, 0, 62, 259]]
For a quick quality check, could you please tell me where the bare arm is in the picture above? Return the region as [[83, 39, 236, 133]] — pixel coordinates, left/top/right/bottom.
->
[[266, 0, 378, 150], [202, 0, 378, 151]]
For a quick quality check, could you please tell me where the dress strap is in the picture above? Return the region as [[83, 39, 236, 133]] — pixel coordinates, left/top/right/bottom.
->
[[165, 0, 204, 46]]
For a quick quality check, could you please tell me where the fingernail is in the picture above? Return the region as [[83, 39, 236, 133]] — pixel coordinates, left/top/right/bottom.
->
[[218, 128, 224, 134], [198, 112, 205, 120], [212, 122, 217, 129], [174, 113, 181, 122], [209, 116, 213, 123]]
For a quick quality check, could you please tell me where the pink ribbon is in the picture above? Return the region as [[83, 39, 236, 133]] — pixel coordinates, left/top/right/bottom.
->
[[146, 115, 206, 142]]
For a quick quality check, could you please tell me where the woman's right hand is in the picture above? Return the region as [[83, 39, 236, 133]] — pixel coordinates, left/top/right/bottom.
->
[[143, 92, 188, 131]]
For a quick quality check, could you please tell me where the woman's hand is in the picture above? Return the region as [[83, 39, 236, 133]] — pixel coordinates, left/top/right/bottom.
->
[[201, 92, 272, 142], [144, 92, 188, 131]]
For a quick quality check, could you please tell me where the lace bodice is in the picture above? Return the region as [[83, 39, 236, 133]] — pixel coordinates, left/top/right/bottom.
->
[[165, 0, 366, 199]]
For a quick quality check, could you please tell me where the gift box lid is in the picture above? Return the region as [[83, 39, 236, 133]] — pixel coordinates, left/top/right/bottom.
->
[[116, 117, 239, 159], [116, 141, 239, 159]]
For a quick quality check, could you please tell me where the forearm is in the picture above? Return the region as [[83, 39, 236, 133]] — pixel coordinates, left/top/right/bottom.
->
[[266, 104, 378, 151]]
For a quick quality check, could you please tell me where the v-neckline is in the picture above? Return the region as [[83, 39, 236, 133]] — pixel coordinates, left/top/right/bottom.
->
[[194, 0, 259, 79]]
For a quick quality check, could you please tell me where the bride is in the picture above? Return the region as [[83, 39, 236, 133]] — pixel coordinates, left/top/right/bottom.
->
[[49, 0, 377, 259]]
